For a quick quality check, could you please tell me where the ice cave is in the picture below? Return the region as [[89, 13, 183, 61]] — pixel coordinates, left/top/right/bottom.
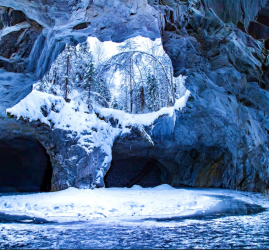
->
[[0, 0, 269, 248]]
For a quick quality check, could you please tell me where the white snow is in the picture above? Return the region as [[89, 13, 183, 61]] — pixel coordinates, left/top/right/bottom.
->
[[7, 90, 64, 126], [6, 90, 119, 155], [6, 89, 191, 150], [95, 90, 191, 128], [0, 185, 266, 223], [0, 185, 220, 222]]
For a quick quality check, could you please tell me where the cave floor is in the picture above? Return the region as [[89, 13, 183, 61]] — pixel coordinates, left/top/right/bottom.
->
[[0, 187, 269, 249]]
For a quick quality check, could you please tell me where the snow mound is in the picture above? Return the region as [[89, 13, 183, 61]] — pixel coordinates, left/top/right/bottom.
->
[[7, 90, 64, 126], [6, 90, 119, 155], [6, 89, 191, 139], [0, 185, 219, 222]]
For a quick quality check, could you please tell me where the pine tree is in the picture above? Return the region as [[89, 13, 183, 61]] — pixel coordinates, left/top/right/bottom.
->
[[93, 77, 111, 103], [111, 96, 119, 109], [76, 42, 91, 80], [84, 56, 95, 100], [101, 79, 111, 103], [136, 85, 146, 113], [147, 72, 159, 111]]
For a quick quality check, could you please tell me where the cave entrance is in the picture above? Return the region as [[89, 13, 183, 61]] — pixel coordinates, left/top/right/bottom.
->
[[105, 156, 171, 188], [0, 137, 52, 192]]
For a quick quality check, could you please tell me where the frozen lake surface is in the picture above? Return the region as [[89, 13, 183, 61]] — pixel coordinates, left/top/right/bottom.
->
[[0, 187, 269, 249]]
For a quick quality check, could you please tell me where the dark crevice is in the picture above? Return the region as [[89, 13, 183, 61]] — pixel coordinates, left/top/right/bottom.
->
[[164, 20, 177, 32], [0, 137, 52, 192], [257, 15, 269, 27], [256, 4, 269, 28], [237, 21, 246, 33], [236, 96, 255, 108], [265, 39, 269, 50], [248, 21, 269, 40], [0, 8, 27, 30], [73, 22, 91, 30]]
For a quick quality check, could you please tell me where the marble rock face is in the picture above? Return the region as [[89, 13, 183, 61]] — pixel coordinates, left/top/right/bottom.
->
[[0, 0, 269, 192]]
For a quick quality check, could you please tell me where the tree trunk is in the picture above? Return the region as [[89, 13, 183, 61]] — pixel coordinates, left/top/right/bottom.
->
[[40, 78, 43, 91], [65, 46, 70, 101], [170, 66, 175, 104], [130, 58, 133, 113], [53, 68, 57, 85], [141, 87, 145, 112], [166, 66, 170, 106], [88, 82, 91, 100]]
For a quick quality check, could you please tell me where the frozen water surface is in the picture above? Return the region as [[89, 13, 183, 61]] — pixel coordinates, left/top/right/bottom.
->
[[0, 187, 269, 249]]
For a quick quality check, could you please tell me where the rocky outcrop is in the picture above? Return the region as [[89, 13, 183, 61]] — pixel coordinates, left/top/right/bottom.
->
[[152, 0, 269, 192], [109, 109, 268, 192], [37, 128, 112, 191], [0, 116, 112, 191], [0, 0, 269, 192]]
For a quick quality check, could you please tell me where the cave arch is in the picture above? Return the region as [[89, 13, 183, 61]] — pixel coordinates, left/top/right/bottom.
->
[[0, 137, 52, 192], [0, 1, 269, 192]]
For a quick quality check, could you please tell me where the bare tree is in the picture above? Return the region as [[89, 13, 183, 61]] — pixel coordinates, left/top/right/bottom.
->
[[93, 40, 106, 67], [96, 50, 174, 111]]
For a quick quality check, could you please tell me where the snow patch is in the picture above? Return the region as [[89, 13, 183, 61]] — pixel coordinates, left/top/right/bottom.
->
[[7, 89, 191, 137], [96, 90, 191, 127], [0, 185, 219, 222]]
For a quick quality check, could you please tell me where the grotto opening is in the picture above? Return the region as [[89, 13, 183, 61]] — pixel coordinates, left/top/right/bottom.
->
[[0, 137, 52, 192], [105, 155, 172, 188]]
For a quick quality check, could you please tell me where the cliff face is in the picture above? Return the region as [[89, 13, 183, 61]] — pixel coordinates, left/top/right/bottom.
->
[[0, 0, 269, 192], [152, 0, 269, 191]]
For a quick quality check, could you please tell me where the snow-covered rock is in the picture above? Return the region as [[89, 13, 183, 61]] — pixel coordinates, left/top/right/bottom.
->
[[6, 89, 191, 190]]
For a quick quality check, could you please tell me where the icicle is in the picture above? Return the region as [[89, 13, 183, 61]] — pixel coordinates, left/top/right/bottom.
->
[[137, 125, 154, 146]]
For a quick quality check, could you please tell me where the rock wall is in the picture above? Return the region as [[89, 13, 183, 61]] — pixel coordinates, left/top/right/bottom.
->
[[0, 117, 110, 191], [111, 110, 268, 192], [0, 0, 269, 192], [156, 0, 269, 192]]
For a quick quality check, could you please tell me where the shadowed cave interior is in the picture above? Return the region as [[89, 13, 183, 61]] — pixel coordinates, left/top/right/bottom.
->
[[105, 152, 172, 188], [0, 137, 52, 192]]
